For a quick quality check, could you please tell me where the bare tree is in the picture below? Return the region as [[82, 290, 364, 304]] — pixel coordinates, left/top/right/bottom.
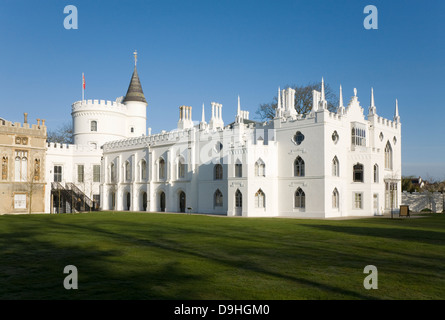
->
[[26, 158, 41, 214], [255, 81, 338, 121], [47, 122, 74, 144]]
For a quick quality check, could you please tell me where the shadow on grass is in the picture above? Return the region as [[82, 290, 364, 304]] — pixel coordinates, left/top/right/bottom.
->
[[301, 224, 445, 246], [0, 225, 205, 300], [42, 218, 378, 300]]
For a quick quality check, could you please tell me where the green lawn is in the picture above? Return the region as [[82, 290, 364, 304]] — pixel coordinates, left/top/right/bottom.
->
[[0, 212, 444, 300]]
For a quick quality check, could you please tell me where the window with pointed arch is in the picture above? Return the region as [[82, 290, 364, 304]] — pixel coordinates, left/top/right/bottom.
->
[[214, 189, 223, 208], [235, 189, 242, 208], [255, 159, 265, 177], [294, 156, 305, 177], [385, 142, 393, 169], [178, 158, 186, 179], [159, 158, 166, 180], [295, 188, 305, 209], [235, 161, 242, 178], [140, 159, 147, 180], [374, 164, 379, 183], [34, 159, 40, 181], [14, 150, 28, 182], [214, 164, 223, 180], [255, 189, 265, 208], [332, 156, 339, 177], [110, 162, 116, 183], [332, 188, 339, 209], [125, 161, 131, 181], [2, 156, 8, 180], [353, 163, 364, 182]]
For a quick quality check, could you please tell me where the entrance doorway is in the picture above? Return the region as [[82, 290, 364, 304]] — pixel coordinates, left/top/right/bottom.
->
[[142, 192, 147, 211], [126, 192, 131, 211], [179, 191, 186, 213], [160, 192, 166, 212]]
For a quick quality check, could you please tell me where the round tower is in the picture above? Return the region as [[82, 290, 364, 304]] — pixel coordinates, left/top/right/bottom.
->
[[72, 99, 128, 147], [71, 52, 148, 147]]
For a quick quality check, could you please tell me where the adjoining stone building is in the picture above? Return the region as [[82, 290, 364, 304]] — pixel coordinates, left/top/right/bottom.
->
[[0, 114, 47, 214]]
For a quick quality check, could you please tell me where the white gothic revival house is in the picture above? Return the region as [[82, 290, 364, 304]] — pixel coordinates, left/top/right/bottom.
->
[[45, 57, 401, 218]]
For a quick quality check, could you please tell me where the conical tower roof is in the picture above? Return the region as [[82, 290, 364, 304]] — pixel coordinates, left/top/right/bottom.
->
[[123, 66, 147, 104]]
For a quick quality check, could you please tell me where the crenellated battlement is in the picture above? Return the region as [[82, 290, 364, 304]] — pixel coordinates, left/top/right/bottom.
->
[[46, 142, 101, 153], [375, 116, 400, 130], [103, 127, 197, 151], [0, 119, 47, 136], [71, 99, 127, 113]]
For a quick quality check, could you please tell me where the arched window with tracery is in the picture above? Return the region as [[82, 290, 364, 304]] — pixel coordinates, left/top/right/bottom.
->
[[294, 156, 305, 177], [295, 188, 305, 208], [214, 189, 223, 208], [255, 189, 265, 208], [255, 159, 265, 177], [214, 164, 223, 180]]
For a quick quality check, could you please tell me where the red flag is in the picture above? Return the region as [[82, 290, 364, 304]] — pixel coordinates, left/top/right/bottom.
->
[[82, 73, 85, 89]]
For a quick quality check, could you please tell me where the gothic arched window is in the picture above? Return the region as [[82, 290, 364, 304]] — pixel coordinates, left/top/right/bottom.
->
[[214, 189, 223, 207], [178, 158, 186, 179], [125, 161, 131, 181], [159, 158, 166, 180], [34, 159, 40, 181], [255, 159, 265, 177], [235, 189, 242, 208], [214, 164, 223, 180], [2, 156, 7, 180], [374, 164, 379, 183], [295, 188, 305, 208], [332, 156, 339, 177], [385, 142, 393, 169], [332, 188, 339, 209], [255, 189, 265, 208], [294, 156, 305, 177], [141, 159, 147, 180]]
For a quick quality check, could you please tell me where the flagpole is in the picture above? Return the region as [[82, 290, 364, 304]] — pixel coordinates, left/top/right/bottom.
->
[[82, 73, 85, 101]]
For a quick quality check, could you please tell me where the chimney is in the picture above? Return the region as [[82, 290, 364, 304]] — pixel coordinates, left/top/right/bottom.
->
[[24, 113, 28, 124]]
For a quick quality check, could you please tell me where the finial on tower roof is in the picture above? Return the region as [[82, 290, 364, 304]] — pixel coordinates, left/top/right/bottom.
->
[[321, 77, 325, 100], [201, 103, 205, 123], [394, 99, 400, 122], [339, 85, 344, 108], [123, 51, 147, 104]]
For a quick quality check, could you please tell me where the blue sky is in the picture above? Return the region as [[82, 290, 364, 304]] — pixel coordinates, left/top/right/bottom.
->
[[0, 0, 444, 179]]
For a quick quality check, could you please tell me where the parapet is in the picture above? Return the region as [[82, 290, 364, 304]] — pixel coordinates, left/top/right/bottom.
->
[[71, 99, 127, 114], [0, 119, 47, 137], [47, 142, 101, 151]]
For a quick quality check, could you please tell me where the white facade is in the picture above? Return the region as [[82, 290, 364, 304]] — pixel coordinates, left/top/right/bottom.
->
[[45, 63, 149, 213], [45, 60, 402, 218], [99, 80, 401, 218]]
